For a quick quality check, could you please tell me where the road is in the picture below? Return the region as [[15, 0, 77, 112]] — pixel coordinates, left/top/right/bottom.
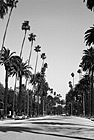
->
[[0, 115, 94, 140]]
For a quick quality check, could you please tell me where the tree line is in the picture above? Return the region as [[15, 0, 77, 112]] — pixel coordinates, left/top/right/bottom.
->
[[66, 0, 94, 117], [0, 0, 64, 119]]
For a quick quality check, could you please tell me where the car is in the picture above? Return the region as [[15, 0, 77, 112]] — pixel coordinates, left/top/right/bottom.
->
[[15, 115, 27, 120], [61, 113, 66, 116]]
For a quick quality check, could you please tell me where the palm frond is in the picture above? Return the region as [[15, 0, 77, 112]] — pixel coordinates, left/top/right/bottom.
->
[[80, 47, 94, 71], [83, 0, 94, 11], [0, 0, 8, 19], [84, 25, 94, 46]]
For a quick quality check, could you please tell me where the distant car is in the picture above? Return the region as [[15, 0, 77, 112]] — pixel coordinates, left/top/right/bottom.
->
[[61, 113, 66, 116], [15, 115, 27, 120]]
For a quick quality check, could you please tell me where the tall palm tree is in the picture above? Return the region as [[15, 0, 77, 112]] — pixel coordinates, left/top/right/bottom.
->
[[74, 74, 90, 116], [78, 75, 90, 116], [13, 20, 30, 115], [28, 33, 36, 64], [67, 80, 74, 116], [71, 72, 74, 88], [77, 69, 82, 81], [83, 0, 94, 11], [20, 20, 30, 57], [31, 45, 41, 116], [0, 46, 21, 118], [25, 33, 36, 86], [80, 47, 94, 116], [41, 63, 48, 76], [34, 45, 41, 77], [31, 72, 49, 116], [40, 63, 48, 116], [1, 0, 18, 50], [68, 81, 73, 89], [41, 53, 46, 68], [25, 33, 36, 116]]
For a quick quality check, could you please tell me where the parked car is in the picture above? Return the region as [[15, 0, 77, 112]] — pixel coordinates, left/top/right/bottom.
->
[[15, 115, 27, 120]]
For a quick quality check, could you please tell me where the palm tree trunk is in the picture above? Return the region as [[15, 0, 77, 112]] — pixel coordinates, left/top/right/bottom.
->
[[34, 52, 38, 76], [30, 94, 33, 117], [40, 93, 44, 116], [25, 41, 33, 116], [33, 52, 38, 98], [25, 40, 33, 86], [73, 77, 74, 89], [27, 90, 29, 116], [4, 69, 8, 118], [37, 95, 39, 116], [91, 69, 94, 116], [43, 97, 44, 116], [40, 96, 43, 116], [2, 7, 13, 50], [41, 59, 44, 69], [18, 74, 22, 115], [83, 93, 85, 116], [18, 29, 27, 115], [20, 30, 27, 57], [12, 76, 17, 118], [70, 102, 72, 115], [28, 41, 33, 64], [33, 52, 38, 115]]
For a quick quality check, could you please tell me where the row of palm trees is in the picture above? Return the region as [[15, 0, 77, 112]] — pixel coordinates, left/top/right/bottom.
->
[[66, 37, 94, 117], [0, 0, 45, 117], [66, 0, 94, 117], [0, 0, 64, 118]]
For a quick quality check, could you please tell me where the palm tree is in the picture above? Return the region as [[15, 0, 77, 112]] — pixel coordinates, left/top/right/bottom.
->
[[77, 69, 82, 81], [31, 45, 41, 116], [1, 0, 18, 50], [80, 47, 94, 72], [67, 81, 74, 115], [17, 60, 32, 115], [28, 33, 36, 64], [25, 33, 36, 86], [32, 72, 49, 116], [0, 46, 21, 118], [12, 20, 30, 116], [41, 53, 46, 68], [84, 25, 94, 47], [74, 74, 90, 116], [66, 88, 75, 116], [79, 75, 90, 116], [83, 0, 94, 11], [20, 20, 30, 57], [41, 81, 49, 116], [71, 72, 74, 88], [34, 45, 41, 75], [25, 33, 36, 116], [68, 81, 73, 89], [41, 63, 48, 76], [40, 63, 48, 116], [80, 47, 94, 116]]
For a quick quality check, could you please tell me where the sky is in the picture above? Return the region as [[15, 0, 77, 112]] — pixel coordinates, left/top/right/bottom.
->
[[0, 0, 94, 99]]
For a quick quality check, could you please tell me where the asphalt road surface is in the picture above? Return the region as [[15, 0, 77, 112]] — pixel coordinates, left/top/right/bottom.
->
[[0, 115, 94, 140]]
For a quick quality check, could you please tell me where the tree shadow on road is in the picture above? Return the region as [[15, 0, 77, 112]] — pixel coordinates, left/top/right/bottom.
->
[[0, 125, 93, 140], [31, 121, 94, 128]]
